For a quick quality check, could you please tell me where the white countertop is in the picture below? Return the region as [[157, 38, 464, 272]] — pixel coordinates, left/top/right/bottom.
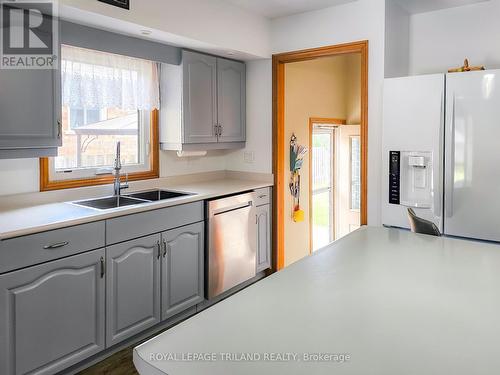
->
[[134, 227, 500, 375], [0, 176, 272, 240]]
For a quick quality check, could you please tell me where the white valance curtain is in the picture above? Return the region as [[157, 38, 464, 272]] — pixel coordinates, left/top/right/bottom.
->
[[61, 44, 160, 111]]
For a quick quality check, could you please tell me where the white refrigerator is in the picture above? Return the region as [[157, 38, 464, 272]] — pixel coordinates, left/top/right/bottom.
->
[[382, 69, 500, 242]]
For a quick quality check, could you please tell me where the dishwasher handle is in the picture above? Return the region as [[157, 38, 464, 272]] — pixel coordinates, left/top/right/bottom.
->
[[211, 201, 253, 216]]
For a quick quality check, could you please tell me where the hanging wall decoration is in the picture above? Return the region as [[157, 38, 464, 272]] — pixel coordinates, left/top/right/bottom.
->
[[289, 133, 308, 223], [98, 0, 130, 10]]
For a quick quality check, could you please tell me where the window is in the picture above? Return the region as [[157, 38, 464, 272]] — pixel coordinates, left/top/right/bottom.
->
[[40, 45, 160, 191]]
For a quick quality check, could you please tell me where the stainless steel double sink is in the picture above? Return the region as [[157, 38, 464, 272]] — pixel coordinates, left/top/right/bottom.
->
[[72, 189, 193, 210]]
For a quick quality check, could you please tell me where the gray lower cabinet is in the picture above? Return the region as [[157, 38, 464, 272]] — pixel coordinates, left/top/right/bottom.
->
[[256, 204, 271, 272], [161, 221, 205, 320], [0, 248, 105, 375], [106, 234, 161, 347]]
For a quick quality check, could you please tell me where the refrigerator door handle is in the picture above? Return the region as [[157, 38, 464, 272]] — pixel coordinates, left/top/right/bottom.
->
[[445, 93, 456, 218], [434, 90, 445, 218]]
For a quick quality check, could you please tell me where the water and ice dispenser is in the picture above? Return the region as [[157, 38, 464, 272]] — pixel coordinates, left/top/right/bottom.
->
[[389, 151, 433, 208]]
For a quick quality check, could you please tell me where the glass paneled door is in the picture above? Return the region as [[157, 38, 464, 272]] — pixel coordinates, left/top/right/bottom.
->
[[311, 127, 334, 251]]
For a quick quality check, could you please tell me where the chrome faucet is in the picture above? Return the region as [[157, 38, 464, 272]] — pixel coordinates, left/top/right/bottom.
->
[[113, 141, 129, 197]]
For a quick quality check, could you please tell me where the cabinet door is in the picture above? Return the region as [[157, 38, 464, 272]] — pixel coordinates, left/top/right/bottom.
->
[[217, 58, 246, 143], [0, 64, 61, 152], [106, 234, 161, 347], [0, 249, 105, 375], [256, 204, 271, 272], [182, 51, 218, 144], [162, 222, 204, 320]]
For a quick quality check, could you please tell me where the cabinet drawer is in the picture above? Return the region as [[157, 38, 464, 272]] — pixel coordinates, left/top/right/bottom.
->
[[254, 187, 271, 207], [106, 201, 204, 245], [0, 221, 105, 274]]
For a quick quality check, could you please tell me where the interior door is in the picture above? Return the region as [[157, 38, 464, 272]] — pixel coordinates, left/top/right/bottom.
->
[[337, 125, 361, 238], [311, 127, 334, 251], [445, 70, 500, 241]]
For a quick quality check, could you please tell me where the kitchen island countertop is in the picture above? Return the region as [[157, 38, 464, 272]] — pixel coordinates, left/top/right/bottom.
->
[[134, 226, 500, 375]]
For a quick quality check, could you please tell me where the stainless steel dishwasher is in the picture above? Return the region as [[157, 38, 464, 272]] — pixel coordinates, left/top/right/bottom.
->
[[206, 192, 256, 299]]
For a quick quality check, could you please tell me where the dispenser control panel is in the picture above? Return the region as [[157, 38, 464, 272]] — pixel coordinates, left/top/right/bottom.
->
[[389, 151, 400, 204]]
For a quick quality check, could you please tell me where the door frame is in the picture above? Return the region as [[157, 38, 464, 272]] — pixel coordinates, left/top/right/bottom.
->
[[308, 118, 346, 254], [272, 41, 369, 271]]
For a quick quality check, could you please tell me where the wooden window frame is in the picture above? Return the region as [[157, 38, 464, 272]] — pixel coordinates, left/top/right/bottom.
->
[[39, 109, 159, 191], [272, 41, 369, 271]]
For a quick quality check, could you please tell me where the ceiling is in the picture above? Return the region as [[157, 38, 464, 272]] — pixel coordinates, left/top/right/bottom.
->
[[225, 0, 357, 19], [395, 0, 490, 14]]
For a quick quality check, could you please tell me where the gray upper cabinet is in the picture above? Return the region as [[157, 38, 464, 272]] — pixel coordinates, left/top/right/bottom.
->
[[106, 234, 161, 347], [0, 248, 105, 375], [161, 221, 204, 320], [217, 58, 246, 143], [256, 204, 271, 272], [0, 53, 61, 159], [160, 50, 246, 151], [183, 51, 218, 144]]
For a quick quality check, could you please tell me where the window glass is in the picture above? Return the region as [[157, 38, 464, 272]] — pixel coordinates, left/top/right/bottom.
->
[[48, 44, 159, 182], [55, 107, 141, 171]]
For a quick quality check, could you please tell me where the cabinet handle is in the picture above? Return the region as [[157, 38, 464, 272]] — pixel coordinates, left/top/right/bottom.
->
[[157, 240, 161, 259], [43, 241, 69, 249], [214, 124, 219, 137], [57, 119, 62, 138], [162, 239, 167, 258], [258, 194, 267, 199], [219, 124, 223, 136], [100, 257, 105, 278]]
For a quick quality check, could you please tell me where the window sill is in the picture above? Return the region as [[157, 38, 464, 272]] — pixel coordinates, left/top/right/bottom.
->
[[39, 162, 159, 192]]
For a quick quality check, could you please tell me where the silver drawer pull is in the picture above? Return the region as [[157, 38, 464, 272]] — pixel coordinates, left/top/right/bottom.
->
[[258, 194, 267, 199], [43, 241, 69, 249]]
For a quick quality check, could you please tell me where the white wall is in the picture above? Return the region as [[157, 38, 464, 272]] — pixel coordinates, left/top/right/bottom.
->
[[410, 0, 500, 75], [160, 151, 229, 177], [0, 159, 39, 196], [60, 0, 271, 59], [385, 0, 410, 78], [271, 0, 386, 226], [226, 59, 273, 174]]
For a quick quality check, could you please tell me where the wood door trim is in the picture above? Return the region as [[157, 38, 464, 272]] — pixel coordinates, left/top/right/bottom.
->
[[308, 118, 346, 255], [272, 40, 369, 271], [40, 110, 159, 191]]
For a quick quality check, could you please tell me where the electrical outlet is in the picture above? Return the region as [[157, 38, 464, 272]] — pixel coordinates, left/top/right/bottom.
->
[[244, 151, 255, 163]]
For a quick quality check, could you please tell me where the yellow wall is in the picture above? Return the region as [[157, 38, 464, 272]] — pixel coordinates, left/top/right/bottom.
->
[[346, 54, 362, 125], [284, 54, 361, 266]]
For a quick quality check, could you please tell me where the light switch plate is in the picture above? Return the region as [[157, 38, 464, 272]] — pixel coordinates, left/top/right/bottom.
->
[[244, 151, 255, 163]]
